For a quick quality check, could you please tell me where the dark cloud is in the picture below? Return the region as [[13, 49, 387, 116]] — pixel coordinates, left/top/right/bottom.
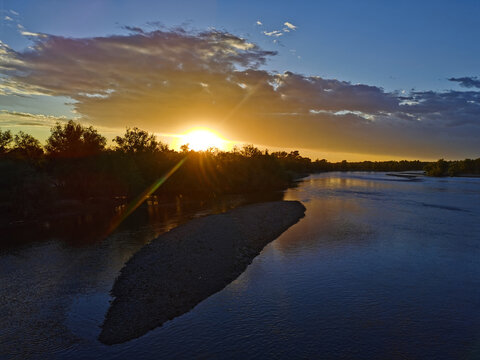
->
[[402, 90, 480, 126], [448, 76, 480, 89], [0, 28, 479, 158]]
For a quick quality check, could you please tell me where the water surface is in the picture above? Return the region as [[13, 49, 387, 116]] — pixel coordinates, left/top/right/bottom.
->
[[1, 172, 480, 359]]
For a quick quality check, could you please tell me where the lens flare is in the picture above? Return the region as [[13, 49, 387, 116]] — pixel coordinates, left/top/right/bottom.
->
[[105, 157, 187, 237]]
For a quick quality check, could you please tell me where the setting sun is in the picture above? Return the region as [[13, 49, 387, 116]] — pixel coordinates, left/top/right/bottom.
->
[[179, 128, 227, 151]]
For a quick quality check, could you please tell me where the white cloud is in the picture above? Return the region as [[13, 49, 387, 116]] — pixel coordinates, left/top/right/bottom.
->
[[263, 30, 283, 37], [10, 10, 19, 16], [20, 31, 47, 38], [4, 16, 13, 21], [283, 22, 297, 30], [256, 20, 262, 26], [262, 21, 297, 41]]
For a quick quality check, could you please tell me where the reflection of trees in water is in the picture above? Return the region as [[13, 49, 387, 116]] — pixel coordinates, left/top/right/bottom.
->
[[1, 190, 284, 250]]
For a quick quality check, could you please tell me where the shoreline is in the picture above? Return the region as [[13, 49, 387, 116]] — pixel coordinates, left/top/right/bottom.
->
[[0, 191, 286, 249], [99, 200, 306, 345]]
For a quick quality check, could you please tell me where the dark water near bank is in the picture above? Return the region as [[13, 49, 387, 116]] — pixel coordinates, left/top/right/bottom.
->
[[1, 172, 480, 359]]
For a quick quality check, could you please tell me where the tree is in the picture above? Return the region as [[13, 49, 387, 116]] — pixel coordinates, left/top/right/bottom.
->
[[240, 144, 262, 158], [288, 150, 300, 159], [424, 159, 449, 177], [12, 131, 44, 158], [180, 143, 190, 153], [46, 120, 106, 157], [272, 151, 288, 159], [447, 162, 462, 176], [113, 127, 168, 153], [0, 129, 13, 154]]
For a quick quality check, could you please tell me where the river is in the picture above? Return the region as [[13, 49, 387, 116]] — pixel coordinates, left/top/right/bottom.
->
[[1, 172, 479, 359]]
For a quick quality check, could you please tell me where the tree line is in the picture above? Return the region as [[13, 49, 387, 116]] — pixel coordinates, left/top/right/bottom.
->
[[0, 121, 299, 221], [0, 120, 476, 222], [424, 158, 480, 177]]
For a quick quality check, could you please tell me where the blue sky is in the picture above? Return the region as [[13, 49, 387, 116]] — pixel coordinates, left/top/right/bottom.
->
[[3, 0, 479, 91], [0, 0, 479, 160]]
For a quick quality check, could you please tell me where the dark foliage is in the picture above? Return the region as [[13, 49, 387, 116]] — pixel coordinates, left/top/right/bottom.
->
[[11, 131, 44, 159], [113, 127, 169, 153], [46, 120, 106, 158], [0, 121, 476, 225], [425, 158, 480, 177], [0, 129, 12, 154]]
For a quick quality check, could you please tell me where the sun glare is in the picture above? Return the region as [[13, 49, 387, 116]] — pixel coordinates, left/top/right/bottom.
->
[[180, 128, 227, 151]]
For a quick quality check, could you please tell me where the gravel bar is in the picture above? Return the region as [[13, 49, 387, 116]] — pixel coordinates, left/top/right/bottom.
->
[[99, 200, 306, 345]]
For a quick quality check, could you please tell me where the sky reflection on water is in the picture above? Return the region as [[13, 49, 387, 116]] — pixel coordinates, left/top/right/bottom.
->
[[1, 172, 480, 359]]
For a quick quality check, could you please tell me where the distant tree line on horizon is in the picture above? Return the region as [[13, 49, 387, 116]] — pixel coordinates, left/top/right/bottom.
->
[[0, 121, 477, 222], [424, 158, 480, 177]]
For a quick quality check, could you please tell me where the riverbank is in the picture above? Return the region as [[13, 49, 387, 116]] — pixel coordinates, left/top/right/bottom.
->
[[99, 200, 306, 345], [0, 190, 289, 249]]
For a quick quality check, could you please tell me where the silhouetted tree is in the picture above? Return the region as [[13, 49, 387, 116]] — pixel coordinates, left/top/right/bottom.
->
[[240, 144, 262, 157], [447, 162, 462, 176], [272, 151, 288, 159], [0, 129, 12, 154], [113, 127, 168, 153], [46, 120, 106, 157], [424, 159, 449, 176], [180, 143, 190, 153], [12, 131, 43, 158], [423, 158, 480, 177]]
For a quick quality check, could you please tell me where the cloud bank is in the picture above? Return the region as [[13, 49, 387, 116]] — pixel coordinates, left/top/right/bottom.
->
[[449, 76, 480, 89], [1, 27, 479, 159]]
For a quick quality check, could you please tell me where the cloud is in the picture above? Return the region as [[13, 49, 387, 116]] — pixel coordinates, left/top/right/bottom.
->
[[0, 110, 71, 128], [19, 31, 47, 38], [0, 27, 479, 159], [4, 16, 13, 21], [0, 109, 68, 120], [262, 21, 297, 42], [283, 22, 297, 30], [256, 20, 262, 26], [10, 10, 19, 16], [8, 16, 48, 38], [449, 76, 480, 89], [263, 30, 283, 37]]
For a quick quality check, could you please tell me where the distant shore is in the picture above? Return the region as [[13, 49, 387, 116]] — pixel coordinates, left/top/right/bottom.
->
[[99, 200, 306, 345]]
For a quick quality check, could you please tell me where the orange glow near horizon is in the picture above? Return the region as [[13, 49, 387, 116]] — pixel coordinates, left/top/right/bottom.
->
[[177, 127, 229, 151]]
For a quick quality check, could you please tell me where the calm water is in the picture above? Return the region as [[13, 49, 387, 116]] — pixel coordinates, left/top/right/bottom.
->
[[1, 172, 480, 359]]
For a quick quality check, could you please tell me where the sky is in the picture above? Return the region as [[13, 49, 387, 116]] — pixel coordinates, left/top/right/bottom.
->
[[0, 0, 479, 160]]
